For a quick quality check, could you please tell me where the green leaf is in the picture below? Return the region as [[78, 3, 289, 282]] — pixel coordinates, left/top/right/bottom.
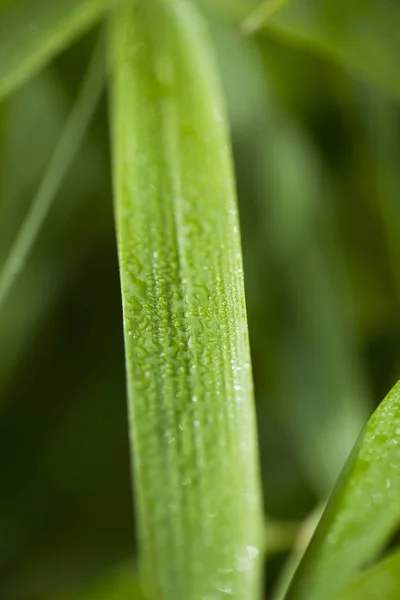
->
[[109, 1, 264, 599], [335, 551, 400, 600], [208, 0, 400, 98], [285, 381, 400, 600], [0, 0, 112, 101], [0, 37, 105, 312], [262, 118, 369, 493], [355, 87, 400, 306], [241, 0, 290, 35], [263, 0, 400, 97], [272, 507, 323, 600], [52, 563, 144, 600]]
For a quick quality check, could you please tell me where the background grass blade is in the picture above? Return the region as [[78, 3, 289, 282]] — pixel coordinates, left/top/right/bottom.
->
[[333, 551, 400, 600], [109, 1, 264, 599], [262, 118, 368, 494], [207, 0, 400, 98], [0, 38, 105, 312], [271, 507, 323, 600], [0, 0, 112, 101], [47, 563, 144, 600], [264, 0, 400, 97], [357, 89, 400, 307], [241, 0, 290, 35], [284, 381, 400, 600]]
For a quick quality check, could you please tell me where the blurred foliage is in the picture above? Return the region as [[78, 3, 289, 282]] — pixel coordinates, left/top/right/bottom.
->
[[335, 551, 400, 600], [1, 1, 400, 599]]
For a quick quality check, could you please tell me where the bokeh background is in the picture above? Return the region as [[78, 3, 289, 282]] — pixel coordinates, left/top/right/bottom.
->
[[1, 1, 400, 598]]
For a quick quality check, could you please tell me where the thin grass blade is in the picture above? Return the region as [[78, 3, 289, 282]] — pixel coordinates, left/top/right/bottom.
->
[[262, 0, 400, 97], [241, 0, 290, 35], [0, 38, 105, 312], [284, 381, 400, 600], [109, 1, 264, 599], [209, 0, 400, 98], [272, 507, 323, 600], [0, 0, 112, 101]]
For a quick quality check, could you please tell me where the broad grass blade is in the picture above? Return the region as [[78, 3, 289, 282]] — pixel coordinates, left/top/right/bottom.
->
[[285, 382, 400, 600], [109, 1, 264, 598]]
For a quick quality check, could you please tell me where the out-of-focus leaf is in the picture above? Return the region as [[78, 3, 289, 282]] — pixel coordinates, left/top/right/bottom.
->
[[0, 37, 104, 311], [0, 0, 112, 101], [203, 0, 255, 21], [0, 261, 132, 593], [7, 562, 142, 600], [53, 563, 144, 600], [265, 1, 400, 97], [259, 112, 369, 493], [109, 0, 264, 599], [334, 552, 400, 600], [0, 73, 64, 246], [0, 70, 66, 397], [357, 88, 400, 307], [272, 506, 323, 600], [209, 0, 400, 97], [241, 0, 290, 35], [242, 27, 383, 500], [285, 381, 400, 600], [0, 53, 109, 405]]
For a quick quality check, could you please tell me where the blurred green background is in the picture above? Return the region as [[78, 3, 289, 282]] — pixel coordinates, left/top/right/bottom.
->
[[1, 1, 400, 598]]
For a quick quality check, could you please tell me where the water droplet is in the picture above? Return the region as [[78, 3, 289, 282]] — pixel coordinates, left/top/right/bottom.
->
[[217, 587, 232, 595], [192, 395, 198, 403], [245, 545, 259, 560], [235, 545, 259, 572], [218, 568, 233, 574], [194, 420, 200, 428]]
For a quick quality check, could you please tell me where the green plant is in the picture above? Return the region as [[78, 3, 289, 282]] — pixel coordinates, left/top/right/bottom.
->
[[1, 1, 400, 600]]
